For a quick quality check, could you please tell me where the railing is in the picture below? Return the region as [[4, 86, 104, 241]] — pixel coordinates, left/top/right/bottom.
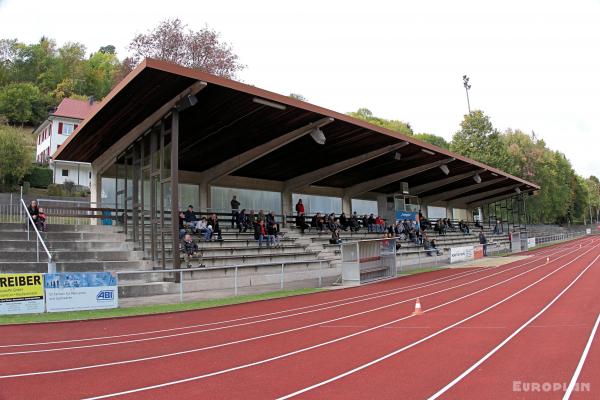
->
[[116, 259, 333, 305], [533, 231, 588, 246], [21, 199, 55, 273]]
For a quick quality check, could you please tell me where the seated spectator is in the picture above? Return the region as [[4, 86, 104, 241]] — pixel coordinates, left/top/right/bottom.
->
[[375, 216, 385, 233], [361, 215, 369, 230], [329, 225, 341, 244], [313, 213, 325, 232], [257, 210, 266, 223], [37, 207, 47, 232], [255, 220, 272, 247], [459, 220, 470, 235], [207, 213, 223, 241], [197, 217, 212, 240], [248, 210, 257, 226], [425, 237, 442, 256], [183, 205, 198, 232], [475, 219, 483, 229], [181, 233, 203, 268], [493, 220, 502, 234], [367, 214, 376, 232], [295, 199, 305, 215], [349, 212, 360, 232], [296, 212, 310, 234], [267, 211, 280, 245], [237, 209, 249, 233], [339, 212, 349, 231], [27, 200, 41, 230], [178, 212, 187, 239]]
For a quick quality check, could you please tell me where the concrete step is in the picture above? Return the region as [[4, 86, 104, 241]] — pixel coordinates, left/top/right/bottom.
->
[[0, 223, 119, 233], [0, 231, 125, 241], [0, 240, 134, 252], [151, 251, 320, 268], [0, 260, 152, 274], [0, 250, 144, 262], [154, 245, 309, 258]]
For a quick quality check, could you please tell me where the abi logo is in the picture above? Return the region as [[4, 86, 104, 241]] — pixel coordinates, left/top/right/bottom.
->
[[97, 290, 114, 301]]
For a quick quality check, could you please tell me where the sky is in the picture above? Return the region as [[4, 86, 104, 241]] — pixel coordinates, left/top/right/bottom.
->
[[1, 0, 598, 177]]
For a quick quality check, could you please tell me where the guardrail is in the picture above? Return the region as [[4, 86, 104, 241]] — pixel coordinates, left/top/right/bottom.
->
[[21, 199, 55, 273], [116, 259, 333, 303]]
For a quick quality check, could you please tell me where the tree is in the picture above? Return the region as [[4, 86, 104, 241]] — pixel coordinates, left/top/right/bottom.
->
[[81, 50, 120, 99], [414, 133, 449, 149], [347, 108, 413, 136], [450, 110, 508, 169], [0, 82, 49, 125], [129, 18, 245, 78], [0, 126, 31, 189], [289, 93, 307, 101]]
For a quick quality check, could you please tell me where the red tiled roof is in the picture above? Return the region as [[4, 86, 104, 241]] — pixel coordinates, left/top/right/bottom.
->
[[52, 98, 97, 120]]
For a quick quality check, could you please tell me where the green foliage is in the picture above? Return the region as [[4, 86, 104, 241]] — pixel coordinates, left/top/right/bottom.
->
[[0, 82, 49, 125], [0, 125, 30, 188], [24, 165, 52, 188], [414, 133, 450, 149], [347, 108, 413, 136]]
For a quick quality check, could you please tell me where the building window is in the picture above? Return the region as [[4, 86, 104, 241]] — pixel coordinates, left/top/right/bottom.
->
[[62, 169, 69, 177], [62, 123, 74, 135]]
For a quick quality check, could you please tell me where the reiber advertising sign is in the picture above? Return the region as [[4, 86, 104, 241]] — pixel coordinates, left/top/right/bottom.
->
[[44, 272, 118, 312], [0, 273, 45, 315]]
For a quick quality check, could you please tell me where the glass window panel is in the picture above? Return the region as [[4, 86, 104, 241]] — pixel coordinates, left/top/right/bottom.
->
[[211, 186, 281, 213], [179, 184, 199, 210], [292, 194, 341, 214], [351, 199, 378, 215]]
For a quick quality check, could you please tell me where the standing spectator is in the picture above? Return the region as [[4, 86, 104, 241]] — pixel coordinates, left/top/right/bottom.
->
[[479, 229, 488, 256], [207, 213, 223, 241], [230, 196, 241, 229], [493, 220, 502, 234], [295, 199, 305, 215]]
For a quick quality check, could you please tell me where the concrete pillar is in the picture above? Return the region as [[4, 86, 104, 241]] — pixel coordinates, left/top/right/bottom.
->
[[281, 190, 293, 227], [342, 195, 352, 215], [199, 182, 211, 212], [89, 165, 101, 225]]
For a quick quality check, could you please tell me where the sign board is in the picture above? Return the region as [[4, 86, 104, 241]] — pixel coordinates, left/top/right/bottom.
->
[[450, 246, 474, 263], [527, 237, 536, 249], [473, 245, 484, 260], [44, 272, 118, 312], [0, 274, 45, 315], [586, 228, 592, 235], [396, 211, 417, 221]]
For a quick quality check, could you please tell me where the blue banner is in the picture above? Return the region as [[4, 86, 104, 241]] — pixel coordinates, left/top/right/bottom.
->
[[396, 211, 417, 221], [44, 272, 118, 312]]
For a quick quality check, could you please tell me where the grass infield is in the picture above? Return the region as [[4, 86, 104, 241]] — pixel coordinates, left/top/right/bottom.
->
[[0, 288, 323, 325]]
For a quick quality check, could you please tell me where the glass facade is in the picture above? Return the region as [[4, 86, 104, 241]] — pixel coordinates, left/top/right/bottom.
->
[[211, 186, 281, 213], [351, 199, 378, 215], [292, 194, 341, 214]]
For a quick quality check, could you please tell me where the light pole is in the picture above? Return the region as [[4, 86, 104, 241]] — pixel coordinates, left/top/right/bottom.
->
[[463, 75, 471, 113]]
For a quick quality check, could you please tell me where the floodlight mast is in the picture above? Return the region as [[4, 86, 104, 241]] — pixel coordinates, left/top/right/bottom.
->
[[463, 75, 472, 113]]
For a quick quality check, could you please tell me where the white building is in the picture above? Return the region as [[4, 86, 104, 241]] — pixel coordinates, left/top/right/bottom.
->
[[33, 98, 95, 187]]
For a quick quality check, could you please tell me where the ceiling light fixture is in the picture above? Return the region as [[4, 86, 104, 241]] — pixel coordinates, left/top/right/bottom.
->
[[253, 97, 287, 110]]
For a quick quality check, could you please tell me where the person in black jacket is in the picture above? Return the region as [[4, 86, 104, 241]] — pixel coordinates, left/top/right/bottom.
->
[[183, 205, 197, 232], [231, 196, 240, 229], [181, 234, 203, 268], [479, 229, 488, 256], [207, 213, 223, 241], [27, 200, 42, 230]]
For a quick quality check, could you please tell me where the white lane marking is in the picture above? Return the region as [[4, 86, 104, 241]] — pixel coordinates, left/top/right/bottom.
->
[[278, 251, 600, 400], [3, 237, 579, 349], [563, 313, 600, 400], [428, 259, 600, 399], [78, 245, 599, 399], [1, 247, 563, 356], [1, 242, 590, 379]]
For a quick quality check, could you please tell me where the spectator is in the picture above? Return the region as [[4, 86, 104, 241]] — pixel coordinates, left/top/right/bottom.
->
[[339, 212, 349, 231], [257, 210, 266, 223], [296, 212, 309, 234], [207, 213, 223, 241], [248, 210, 257, 226], [475, 219, 483, 229], [350, 212, 360, 232], [27, 200, 41, 231], [375, 216, 385, 233], [255, 220, 272, 247], [183, 205, 197, 232], [197, 217, 212, 240], [361, 215, 369, 230], [231, 196, 241, 229], [237, 209, 249, 233], [459, 220, 470, 235], [181, 234, 202, 268], [479, 229, 488, 256], [313, 213, 325, 232], [295, 199, 305, 215], [38, 207, 47, 232], [178, 212, 187, 239], [493, 220, 502, 234], [330, 225, 341, 244], [266, 211, 279, 242], [368, 214, 376, 232]]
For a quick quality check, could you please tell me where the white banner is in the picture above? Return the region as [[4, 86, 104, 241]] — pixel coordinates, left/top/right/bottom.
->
[[44, 272, 118, 312], [527, 237, 536, 249], [450, 246, 474, 263], [586, 228, 592, 235]]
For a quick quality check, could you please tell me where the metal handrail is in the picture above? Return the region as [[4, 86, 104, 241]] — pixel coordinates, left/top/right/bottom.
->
[[21, 198, 54, 272]]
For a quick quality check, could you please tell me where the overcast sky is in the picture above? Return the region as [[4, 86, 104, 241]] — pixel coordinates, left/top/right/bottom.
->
[[1, 0, 598, 177]]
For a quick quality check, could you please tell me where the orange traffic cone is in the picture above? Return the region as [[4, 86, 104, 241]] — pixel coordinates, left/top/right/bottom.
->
[[412, 298, 424, 316]]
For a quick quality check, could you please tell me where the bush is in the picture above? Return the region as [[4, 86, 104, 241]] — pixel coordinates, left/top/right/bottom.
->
[[0, 126, 30, 187], [24, 166, 53, 188], [47, 183, 64, 197]]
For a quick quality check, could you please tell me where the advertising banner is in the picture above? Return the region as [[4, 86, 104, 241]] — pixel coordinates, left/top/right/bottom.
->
[[527, 237, 536, 249], [0, 273, 45, 315], [44, 272, 118, 312], [450, 246, 474, 263], [396, 211, 417, 221], [586, 228, 592, 235]]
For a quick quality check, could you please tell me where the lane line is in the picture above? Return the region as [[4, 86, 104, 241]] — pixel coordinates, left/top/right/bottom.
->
[[563, 313, 600, 400], [276, 250, 600, 399], [3, 237, 579, 349], [78, 245, 599, 399], [0, 241, 581, 359], [428, 262, 600, 399]]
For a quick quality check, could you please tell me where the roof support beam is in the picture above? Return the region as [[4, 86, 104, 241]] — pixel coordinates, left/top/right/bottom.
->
[[420, 177, 508, 204], [284, 141, 409, 191], [91, 80, 208, 175], [468, 188, 533, 206], [201, 117, 334, 184], [409, 169, 486, 196], [344, 157, 455, 198], [451, 184, 521, 205]]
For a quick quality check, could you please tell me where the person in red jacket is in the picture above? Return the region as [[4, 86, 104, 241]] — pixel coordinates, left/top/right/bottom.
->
[[295, 199, 305, 215]]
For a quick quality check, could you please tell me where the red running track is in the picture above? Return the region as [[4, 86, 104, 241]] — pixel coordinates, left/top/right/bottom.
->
[[0, 238, 598, 399]]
